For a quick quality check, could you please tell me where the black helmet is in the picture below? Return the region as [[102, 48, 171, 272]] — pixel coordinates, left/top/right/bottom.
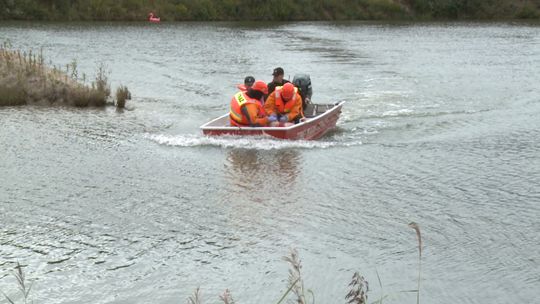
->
[[244, 76, 255, 86]]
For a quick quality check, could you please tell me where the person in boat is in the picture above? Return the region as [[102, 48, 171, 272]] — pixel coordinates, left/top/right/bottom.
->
[[264, 82, 303, 125], [266, 67, 290, 100], [230, 81, 269, 127], [236, 76, 255, 92]]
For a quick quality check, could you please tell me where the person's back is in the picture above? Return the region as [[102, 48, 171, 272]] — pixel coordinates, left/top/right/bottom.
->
[[230, 81, 269, 127]]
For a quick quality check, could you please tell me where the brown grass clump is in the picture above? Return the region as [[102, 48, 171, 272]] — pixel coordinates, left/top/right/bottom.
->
[[0, 44, 120, 107], [115, 85, 131, 108]]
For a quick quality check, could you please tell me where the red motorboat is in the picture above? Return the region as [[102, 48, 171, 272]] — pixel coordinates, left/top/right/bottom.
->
[[200, 101, 344, 140]]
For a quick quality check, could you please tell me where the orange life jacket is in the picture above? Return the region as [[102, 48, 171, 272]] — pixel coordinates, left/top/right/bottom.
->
[[230, 91, 265, 126], [236, 84, 248, 92], [274, 86, 299, 114]]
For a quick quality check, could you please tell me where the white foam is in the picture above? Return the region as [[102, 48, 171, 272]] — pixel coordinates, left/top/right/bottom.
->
[[146, 134, 361, 150], [381, 109, 414, 117]]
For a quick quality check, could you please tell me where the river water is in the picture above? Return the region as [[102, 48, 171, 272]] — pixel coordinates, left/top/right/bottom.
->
[[0, 21, 539, 304]]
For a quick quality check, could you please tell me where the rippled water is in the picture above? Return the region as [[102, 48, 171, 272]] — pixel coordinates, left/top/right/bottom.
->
[[1, 21, 539, 303]]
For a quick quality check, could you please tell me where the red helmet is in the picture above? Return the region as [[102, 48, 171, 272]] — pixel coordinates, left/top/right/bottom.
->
[[251, 80, 268, 95], [281, 83, 295, 100]]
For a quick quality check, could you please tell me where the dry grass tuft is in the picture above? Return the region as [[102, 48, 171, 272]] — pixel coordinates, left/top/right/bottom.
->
[[0, 44, 125, 108], [115, 85, 131, 108]]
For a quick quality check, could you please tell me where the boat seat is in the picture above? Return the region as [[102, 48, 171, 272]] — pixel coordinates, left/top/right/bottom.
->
[[304, 104, 316, 118], [304, 104, 334, 118]]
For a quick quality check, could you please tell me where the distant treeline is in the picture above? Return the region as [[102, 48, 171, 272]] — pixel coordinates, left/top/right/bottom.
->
[[1, 0, 539, 21]]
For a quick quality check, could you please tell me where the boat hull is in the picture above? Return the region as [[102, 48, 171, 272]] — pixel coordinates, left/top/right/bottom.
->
[[201, 102, 344, 140]]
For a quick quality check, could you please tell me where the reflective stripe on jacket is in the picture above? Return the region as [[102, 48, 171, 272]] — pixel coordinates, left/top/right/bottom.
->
[[230, 91, 266, 126]]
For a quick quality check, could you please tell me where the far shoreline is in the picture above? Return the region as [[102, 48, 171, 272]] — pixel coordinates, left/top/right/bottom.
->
[[1, 19, 540, 26]]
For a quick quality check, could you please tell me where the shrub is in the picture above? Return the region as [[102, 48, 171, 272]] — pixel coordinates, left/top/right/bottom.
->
[[115, 85, 131, 108]]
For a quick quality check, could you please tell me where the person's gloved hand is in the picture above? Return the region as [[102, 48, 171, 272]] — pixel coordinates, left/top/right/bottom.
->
[[268, 114, 278, 122], [279, 115, 288, 122]]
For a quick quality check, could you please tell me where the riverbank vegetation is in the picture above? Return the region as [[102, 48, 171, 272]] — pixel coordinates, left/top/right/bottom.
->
[[2, 251, 370, 304], [0, 44, 130, 108], [187, 249, 369, 304], [0, 0, 538, 21]]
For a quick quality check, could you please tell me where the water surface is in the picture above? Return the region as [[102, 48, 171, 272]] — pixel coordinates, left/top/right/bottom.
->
[[1, 21, 539, 303]]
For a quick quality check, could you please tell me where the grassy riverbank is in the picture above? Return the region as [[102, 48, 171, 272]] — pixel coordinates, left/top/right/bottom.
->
[[0, 0, 539, 21]]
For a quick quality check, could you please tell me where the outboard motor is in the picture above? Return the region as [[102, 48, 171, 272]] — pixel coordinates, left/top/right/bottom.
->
[[292, 74, 313, 110]]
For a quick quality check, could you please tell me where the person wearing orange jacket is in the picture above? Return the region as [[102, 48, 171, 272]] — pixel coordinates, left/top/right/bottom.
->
[[230, 80, 269, 127], [264, 82, 303, 124], [236, 75, 255, 92]]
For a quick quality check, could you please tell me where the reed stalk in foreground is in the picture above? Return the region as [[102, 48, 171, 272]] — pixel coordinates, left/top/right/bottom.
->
[[219, 289, 235, 304], [282, 248, 308, 304], [1, 263, 33, 304], [345, 272, 369, 304], [3, 226, 429, 304], [187, 287, 202, 304], [408, 222, 422, 304]]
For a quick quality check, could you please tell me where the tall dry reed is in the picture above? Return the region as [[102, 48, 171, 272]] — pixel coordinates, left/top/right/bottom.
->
[[345, 272, 369, 304], [409, 222, 422, 304], [219, 289, 235, 304], [1, 263, 33, 304], [187, 287, 202, 304], [282, 248, 307, 304]]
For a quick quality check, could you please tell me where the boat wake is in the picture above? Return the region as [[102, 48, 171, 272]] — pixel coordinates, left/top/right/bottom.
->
[[146, 134, 361, 150]]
